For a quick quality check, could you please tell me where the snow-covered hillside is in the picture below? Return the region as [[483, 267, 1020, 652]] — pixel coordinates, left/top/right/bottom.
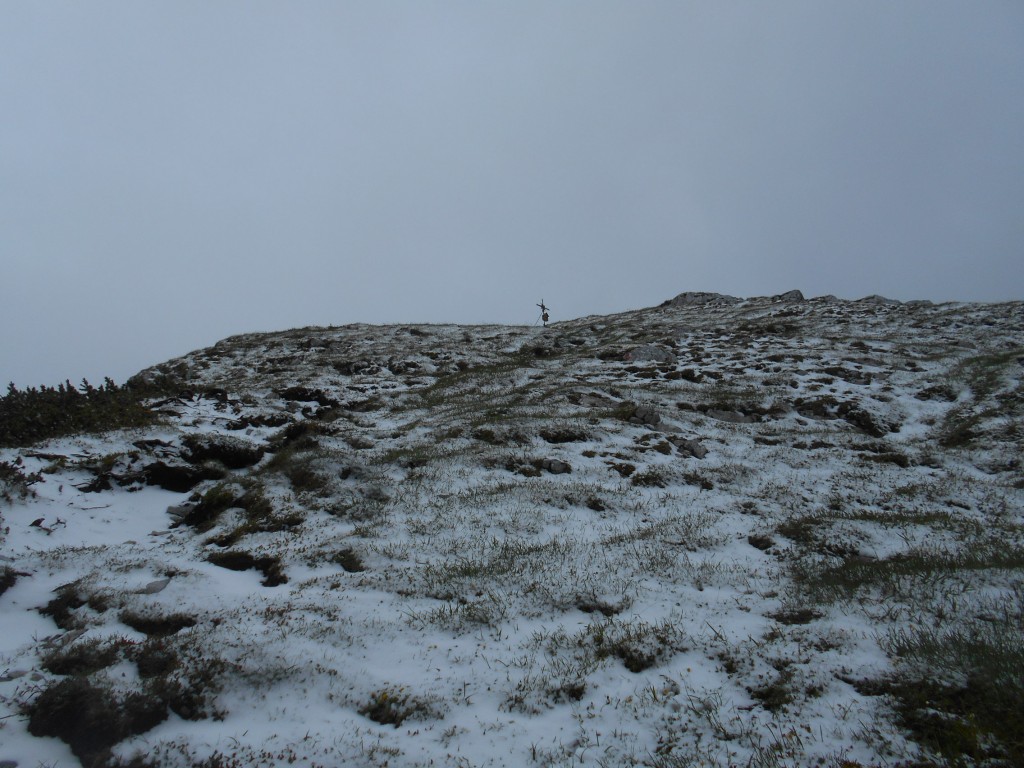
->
[[2, 291, 1022, 767]]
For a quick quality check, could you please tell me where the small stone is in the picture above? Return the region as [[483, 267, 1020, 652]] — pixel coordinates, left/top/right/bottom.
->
[[140, 578, 172, 595]]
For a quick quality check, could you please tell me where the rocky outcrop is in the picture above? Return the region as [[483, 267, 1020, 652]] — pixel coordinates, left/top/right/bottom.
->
[[668, 291, 741, 307], [856, 295, 902, 305], [773, 289, 805, 302]]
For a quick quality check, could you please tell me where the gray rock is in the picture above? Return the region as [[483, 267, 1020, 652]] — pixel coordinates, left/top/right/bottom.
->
[[705, 409, 759, 424], [166, 504, 192, 522], [670, 437, 708, 459], [625, 345, 676, 364], [773, 289, 805, 302], [139, 578, 172, 595], [628, 405, 662, 426], [0, 759, 19, 768], [0, 669, 29, 682], [541, 459, 572, 475]]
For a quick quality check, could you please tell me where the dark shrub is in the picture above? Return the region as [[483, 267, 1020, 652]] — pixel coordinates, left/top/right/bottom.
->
[[26, 677, 166, 766], [0, 379, 156, 448]]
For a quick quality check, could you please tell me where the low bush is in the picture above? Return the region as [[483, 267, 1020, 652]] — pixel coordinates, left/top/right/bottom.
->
[[39, 584, 88, 630], [207, 550, 287, 587], [0, 565, 18, 597], [41, 637, 131, 676], [0, 459, 42, 501], [26, 677, 167, 767], [359, 686, 443, 727], [120, 609, 197, 637]]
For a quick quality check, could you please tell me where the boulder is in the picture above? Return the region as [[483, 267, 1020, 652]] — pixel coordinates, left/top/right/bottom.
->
[[773, 289, 805, 302], [540, 459, 572, 475], [628, 405, 662, 426], [166, 504, 192, 523]]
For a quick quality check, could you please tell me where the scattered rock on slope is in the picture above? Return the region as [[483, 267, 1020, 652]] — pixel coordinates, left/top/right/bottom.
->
[[668, 291, 741, 306]]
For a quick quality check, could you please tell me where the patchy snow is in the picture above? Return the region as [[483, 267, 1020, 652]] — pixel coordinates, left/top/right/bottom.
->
[[2, 294, 1022, 767]]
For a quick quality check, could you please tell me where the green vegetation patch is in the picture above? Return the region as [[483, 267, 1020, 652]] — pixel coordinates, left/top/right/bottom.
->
[[585, 616, 689, 673], [0, 565, 17, 597], [859, 617, 1024, 766], [359, 686, 445, 727], [0, 379, 158, 447], [0, 459, 42, 501], [939, 348, 1024, 448], [794, 540, 1024, 601], [176, 483, 243, 532], [42, 636, 133, 676]]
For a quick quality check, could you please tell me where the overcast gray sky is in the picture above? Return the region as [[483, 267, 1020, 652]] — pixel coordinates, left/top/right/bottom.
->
[[3, 2, 1022, 388]]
